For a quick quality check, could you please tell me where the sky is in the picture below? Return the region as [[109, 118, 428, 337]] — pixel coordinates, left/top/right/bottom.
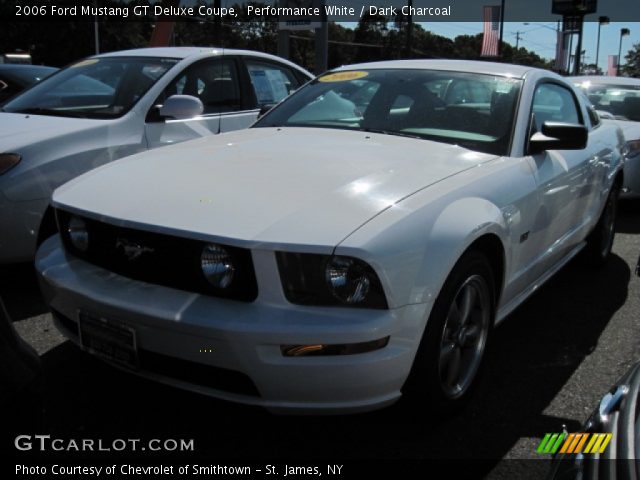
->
[[423, 21, 640, 73]]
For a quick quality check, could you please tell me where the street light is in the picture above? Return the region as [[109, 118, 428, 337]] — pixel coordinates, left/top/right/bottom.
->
[[595, 16, 609, 75], [617, 28, 631, 76]]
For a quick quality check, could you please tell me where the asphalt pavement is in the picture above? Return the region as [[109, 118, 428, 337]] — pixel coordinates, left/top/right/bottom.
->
[[2, 201, 639, 479]]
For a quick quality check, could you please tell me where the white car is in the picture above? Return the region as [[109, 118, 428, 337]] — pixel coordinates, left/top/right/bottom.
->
[[571, 76, 640, 198], [0, 47, 312, 263], [37, 60, 624, 414]]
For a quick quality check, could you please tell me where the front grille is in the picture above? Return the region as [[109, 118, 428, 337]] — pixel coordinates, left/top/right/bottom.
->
[[51, 308, 260, 397], [56, 210, 258, 301]]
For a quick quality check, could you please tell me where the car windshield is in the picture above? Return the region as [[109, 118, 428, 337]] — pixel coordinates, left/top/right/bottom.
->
[[2, 56, 179, 119], [575, 81, 640, 122], [255, 69, 522, 156]]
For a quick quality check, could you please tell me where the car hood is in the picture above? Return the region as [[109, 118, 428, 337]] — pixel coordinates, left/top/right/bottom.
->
[[54, 127, 498, 250], [0, 112, 106, 151]]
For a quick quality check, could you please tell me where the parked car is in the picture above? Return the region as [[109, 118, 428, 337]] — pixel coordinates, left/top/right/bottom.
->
[[0, 47, 312, 263], [572, 76, 640, 199], [0, 64, 57, 104], [36, 60, 624, 414], [546, 362, 640, 479]]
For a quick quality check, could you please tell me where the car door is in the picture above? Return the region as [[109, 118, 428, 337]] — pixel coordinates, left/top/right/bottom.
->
[[144, 57, 245, 148], [238, 57, 307, 129], [526, 81, 598, 272]]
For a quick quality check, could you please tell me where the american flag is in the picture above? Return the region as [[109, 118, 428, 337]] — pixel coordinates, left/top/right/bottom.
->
[[481, 5, 501, 57], [608, 55, 618, 76], [554, 31, 570, 73]]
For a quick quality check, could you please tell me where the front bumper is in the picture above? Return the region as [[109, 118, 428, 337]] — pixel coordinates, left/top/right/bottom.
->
[[36, 235, 430, 414]]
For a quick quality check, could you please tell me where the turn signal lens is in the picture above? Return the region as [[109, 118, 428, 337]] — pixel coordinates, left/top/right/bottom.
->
[[0, 153, 21, 175]]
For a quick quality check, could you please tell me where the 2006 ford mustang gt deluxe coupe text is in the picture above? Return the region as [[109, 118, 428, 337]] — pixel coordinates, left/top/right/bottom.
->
[[37, 60, 624, 414]]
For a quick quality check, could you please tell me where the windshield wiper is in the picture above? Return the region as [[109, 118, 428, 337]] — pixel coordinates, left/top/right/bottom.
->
[[13, 107, 89, 118], [361, 128, 423, 140]]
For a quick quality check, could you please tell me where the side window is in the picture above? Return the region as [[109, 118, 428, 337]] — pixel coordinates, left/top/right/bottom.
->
[[245, 60, 301, 107], [159, 58, 241, 114], [532, 83, 582, 132]]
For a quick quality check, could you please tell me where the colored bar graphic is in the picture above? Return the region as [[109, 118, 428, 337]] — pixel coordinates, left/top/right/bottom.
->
[[574, 433, 589, 453], [598, 434, 613, 454], [559, 433, 576, 454], [538, 433, 613, 455], [537, 433, 553, 454]]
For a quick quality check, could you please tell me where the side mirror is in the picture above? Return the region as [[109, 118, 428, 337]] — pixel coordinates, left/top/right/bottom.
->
[[258, 103, 278, 118], [158, 95, 203, 120], [529, 122, 588, 154]]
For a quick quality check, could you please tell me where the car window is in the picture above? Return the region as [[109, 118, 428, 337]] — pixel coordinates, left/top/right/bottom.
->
[[574, 81, 640, 122], [160, 58, 241, 115], [256, 69, 522, 156], [2, 56, 178, 119], [444, 80, 492, 104], [532, 83, 581, 132], [246, 60, 301, 106]]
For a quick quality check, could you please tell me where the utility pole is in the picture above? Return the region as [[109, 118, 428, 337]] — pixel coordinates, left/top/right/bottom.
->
[[514, 31, 523, 50], [405, 0, 413, 57]]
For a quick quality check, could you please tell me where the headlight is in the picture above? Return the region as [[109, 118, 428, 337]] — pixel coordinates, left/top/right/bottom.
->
[[67, 216, 89, 252], [201, 243, 235, 289], [0, 153, 21, 175], [623, 139, 640, 159], [325, 256, 371, 304], [276, 252, 388, 309]]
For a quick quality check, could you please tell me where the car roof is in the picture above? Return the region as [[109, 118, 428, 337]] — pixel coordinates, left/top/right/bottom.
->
[[329, 59, 540, 79], [570, 75, 640, 87], [95, 47, 312, 76]]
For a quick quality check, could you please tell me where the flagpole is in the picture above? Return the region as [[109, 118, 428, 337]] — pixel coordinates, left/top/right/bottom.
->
[[499, 0, 505, 56]]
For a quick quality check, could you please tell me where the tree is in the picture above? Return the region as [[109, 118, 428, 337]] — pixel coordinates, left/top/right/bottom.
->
[[622, 42, 640, 78]]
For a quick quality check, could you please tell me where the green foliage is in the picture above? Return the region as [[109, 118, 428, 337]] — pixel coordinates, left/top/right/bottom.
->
[[622, 43, 640, 78]]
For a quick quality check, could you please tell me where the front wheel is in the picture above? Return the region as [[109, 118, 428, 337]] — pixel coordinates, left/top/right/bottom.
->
[[585, 183, 620, 267], [404, 251, 495, 413]]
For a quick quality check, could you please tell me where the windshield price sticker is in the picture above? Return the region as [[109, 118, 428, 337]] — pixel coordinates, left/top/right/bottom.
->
[[319, 71, 369, 82]]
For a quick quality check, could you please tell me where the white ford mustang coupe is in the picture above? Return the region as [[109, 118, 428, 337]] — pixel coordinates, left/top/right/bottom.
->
[[36, 60, 624, 414]]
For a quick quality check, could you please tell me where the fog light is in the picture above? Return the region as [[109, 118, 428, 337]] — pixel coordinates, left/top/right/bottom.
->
[[67, 216, 89, 252], [201, 243, 235, 289]]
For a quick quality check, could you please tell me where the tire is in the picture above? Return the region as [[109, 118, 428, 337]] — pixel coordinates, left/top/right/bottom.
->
[[404, 251, 495, 413], [584, 183, 620, 267]]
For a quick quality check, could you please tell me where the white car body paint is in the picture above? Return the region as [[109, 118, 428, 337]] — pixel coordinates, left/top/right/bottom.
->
[[36, 60, 624, 413]]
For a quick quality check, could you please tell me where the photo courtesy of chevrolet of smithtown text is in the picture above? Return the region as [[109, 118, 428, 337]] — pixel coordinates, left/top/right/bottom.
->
[[2, 0, 640, 478]]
